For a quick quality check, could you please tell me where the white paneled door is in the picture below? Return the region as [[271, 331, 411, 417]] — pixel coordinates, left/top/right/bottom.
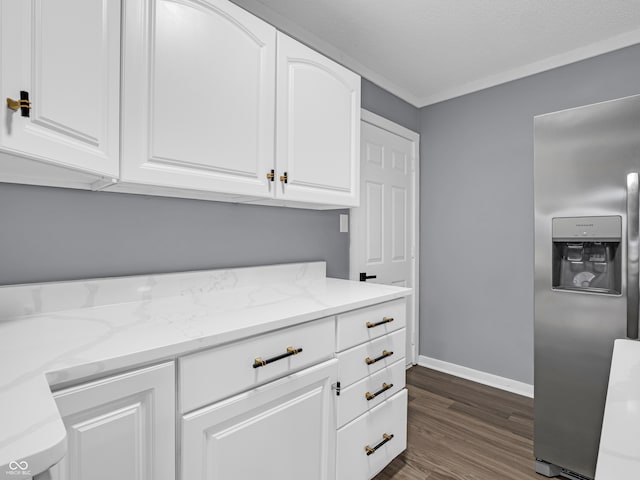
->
[[350, 111, 419, 365]]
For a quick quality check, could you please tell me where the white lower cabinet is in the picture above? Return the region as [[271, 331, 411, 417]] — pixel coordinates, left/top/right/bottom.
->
[[336, 389, 408, 480], [36, 362, 175, 480], [335, 299, 408, 479], [32, 299, 408, 480], [181, 359, 337, 480]]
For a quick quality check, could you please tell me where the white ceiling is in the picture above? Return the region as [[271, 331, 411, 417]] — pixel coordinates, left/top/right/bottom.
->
[[231, 0, 640, 107]]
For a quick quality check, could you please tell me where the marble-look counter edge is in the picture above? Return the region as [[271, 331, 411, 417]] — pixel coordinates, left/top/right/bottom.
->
[[0, 282, 410, 477]]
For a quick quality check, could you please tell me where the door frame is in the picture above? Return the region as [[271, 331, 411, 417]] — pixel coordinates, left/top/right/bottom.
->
[[350, 109, 420, 365]]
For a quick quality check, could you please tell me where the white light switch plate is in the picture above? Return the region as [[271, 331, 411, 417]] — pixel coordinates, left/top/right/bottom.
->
[[340, 214, 349, 233]]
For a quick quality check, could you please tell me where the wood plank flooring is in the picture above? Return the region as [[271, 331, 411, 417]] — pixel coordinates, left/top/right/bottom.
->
[[374, 366, 540, 480]]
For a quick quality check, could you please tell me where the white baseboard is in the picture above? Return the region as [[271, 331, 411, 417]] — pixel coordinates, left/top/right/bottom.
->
[[417, 355, 534, 398]]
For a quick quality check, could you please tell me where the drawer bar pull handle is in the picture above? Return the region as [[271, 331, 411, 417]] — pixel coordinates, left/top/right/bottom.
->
[[253, 346, 303, 368], [365, 433, 394, 456], [365, 382, 394, 401], [365, 350, 393, 365], [366, 317, 394, 328]]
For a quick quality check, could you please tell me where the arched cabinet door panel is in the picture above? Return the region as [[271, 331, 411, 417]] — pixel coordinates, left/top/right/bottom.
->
[[121, 0, 276, 197], [275, 32, 360, 208]]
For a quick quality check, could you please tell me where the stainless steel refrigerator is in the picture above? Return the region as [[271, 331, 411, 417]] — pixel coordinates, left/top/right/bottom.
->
[[534, 94, 640, 480]]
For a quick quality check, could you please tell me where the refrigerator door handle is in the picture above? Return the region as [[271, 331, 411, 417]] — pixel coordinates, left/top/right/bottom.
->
[[627, 172, 639, 339]]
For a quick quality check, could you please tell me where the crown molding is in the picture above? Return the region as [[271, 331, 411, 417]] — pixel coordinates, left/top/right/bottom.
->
[[416, 29, 640, 107], [230, 1, 640, 109]]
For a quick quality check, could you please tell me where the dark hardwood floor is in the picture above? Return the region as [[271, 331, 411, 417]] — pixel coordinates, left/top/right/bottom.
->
[[375, 366, 541, 480]]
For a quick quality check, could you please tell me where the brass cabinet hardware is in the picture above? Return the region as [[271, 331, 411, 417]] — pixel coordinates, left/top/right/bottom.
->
[[280, 172, 288, 183], [366, 317, 394, 328], [364, 433, 394, 456], [365, 382, 394, 401], [266, 169, 275, 181], [365, 350, 393, 365], [252, 346, 303, 368], [6, 98, 21, 111], [6, 91, 30, 117]]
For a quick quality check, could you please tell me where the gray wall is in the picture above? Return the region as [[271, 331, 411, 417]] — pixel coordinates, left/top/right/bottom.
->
[[419, 43, 640, 384], [0, 183, 349, 285], [361, 78, 420, 132]]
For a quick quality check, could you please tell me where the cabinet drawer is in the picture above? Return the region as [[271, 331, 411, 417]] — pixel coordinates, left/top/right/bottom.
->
[[337, 359, 405, 428], [180, 317, 334, 413], [337, 329, 405, 387], [336, 389, 408, 480], [336, 299, 405, 352]]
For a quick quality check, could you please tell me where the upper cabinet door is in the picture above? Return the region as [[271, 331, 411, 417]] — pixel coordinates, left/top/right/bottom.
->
[[121, 0, 276, 197], [276, 33, 360, 207], [0, 0, 120, 177]]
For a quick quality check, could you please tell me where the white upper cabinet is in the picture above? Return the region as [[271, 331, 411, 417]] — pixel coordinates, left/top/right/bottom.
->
[[0, 0, 360, 207], [0, 0, 120, 187], [275, 32, 360, 207], [120, 0, 276, 198]]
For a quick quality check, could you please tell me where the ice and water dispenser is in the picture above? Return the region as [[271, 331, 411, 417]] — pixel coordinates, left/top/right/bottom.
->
[[552, 216, 622, 294]]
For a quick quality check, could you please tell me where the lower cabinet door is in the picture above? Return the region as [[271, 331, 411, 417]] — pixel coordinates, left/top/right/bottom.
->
[[182, 359, 337, 480], [336, 389, 408, 480], [37, 362, 175, 480]]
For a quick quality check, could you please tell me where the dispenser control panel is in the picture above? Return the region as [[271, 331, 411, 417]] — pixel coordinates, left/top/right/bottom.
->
[[552, 216, 621, 240]]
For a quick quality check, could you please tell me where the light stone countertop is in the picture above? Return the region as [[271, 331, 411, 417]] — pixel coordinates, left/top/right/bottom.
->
[[0, 262, 410, 478], [595, 339, 640, 478]]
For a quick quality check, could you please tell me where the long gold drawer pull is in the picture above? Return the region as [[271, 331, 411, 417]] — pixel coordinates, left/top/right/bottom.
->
[[365, 433, 394, 456], [365, 350, 393, 365], [365, 382, 394, 401], [253, 346, 303, 368], [366, 317, 394, 328]]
